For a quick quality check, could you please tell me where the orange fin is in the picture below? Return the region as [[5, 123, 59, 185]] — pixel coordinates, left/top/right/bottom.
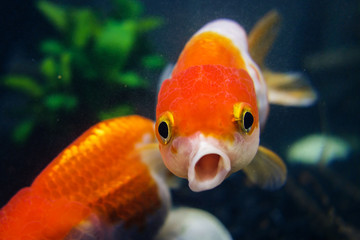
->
[[0, 187, 91, 240], [64, 213, 104, 240], [248, 10, 317, 106], [264, 70, 317, 106], [243, 146, 287, 190], [248, 10, 281, 67]]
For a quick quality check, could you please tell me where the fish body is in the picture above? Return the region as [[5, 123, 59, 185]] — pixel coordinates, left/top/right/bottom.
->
[[0, 115, 170, 240], [156, 11, 316, 191]]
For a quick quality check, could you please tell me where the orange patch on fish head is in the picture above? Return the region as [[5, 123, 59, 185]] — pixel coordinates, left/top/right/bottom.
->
[[156, 65, 260, 191], [172, 32, 247, 76]]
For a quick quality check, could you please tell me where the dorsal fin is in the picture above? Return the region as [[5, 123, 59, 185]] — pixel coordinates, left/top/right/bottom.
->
[[248, 10, 317, 107], [248, 10, 281, 68]]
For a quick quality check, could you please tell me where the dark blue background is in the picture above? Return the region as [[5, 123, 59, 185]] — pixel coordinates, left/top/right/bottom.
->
[[1, 0, 359, 239]]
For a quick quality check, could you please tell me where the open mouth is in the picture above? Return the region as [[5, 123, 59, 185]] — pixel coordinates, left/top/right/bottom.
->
[[188, 143, 231, 192], [195, 154, 222, 181]]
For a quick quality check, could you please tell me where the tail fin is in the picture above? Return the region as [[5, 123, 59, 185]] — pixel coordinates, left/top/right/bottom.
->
[[264, 70, 317, 106], [248, 10, 317, 106]]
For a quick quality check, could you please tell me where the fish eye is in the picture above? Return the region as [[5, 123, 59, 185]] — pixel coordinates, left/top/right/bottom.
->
[[158, 121, 169, 139], [156, 111, 174, 144], [242, 111, 254, 132], [233, 102, 255, 134]]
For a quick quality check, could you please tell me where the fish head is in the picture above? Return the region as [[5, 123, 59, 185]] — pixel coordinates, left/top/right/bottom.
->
[[156, 64, 260, 191]]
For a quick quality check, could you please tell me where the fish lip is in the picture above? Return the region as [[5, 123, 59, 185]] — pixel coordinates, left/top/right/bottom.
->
[[188, 141, 231, 192]]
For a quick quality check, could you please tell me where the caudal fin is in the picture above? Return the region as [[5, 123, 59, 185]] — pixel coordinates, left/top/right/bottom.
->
[[264, 70, 317, 106], [248, 10, 317, 106]]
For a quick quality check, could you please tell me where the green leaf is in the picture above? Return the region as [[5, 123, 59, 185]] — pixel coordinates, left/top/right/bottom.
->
[[95, 20, 137, 69], [37, 1, 67, 32], [44, 93, 77, 111], [113, 0, 143, 19], [40, 57, 58, 84], [12, 119, 35, 144], [3, 75, 43, 98], [71, 50, 98, 80], [71, 9, 98, 48], [113, 71, 147, 88], [40, 39, 64, 56], [98, 104, 134, 120], [59, 52, 72, 86], [137, 17, 164, 33], [141, 54, 165, 69]]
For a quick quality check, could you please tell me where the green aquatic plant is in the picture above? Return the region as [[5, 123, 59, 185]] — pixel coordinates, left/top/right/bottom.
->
[[3, 0, 165, 143]]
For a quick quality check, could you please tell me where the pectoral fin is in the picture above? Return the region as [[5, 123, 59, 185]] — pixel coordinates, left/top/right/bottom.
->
[[137, 142, 180, 188], [243, 146, 287, 190], [136, 142, 164, 174], [264, 70, 317, 106]]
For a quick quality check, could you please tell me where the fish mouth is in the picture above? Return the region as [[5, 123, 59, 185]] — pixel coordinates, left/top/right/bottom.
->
[[188, 142, 231, 192]]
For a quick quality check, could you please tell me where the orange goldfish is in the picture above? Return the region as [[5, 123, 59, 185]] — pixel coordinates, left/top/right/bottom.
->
[[0, 115, 170, 240], [155, 11, 316, 192]]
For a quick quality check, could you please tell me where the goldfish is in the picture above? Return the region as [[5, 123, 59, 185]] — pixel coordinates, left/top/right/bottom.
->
[[0, 115, 234, 240], [155, 11, 317, 192], [0, 115, 171, 240]]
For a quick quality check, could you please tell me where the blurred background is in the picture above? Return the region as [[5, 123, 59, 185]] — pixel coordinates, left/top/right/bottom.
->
[[1, 0, 359, 239]]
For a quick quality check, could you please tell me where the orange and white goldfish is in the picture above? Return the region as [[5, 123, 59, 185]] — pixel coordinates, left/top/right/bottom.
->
[[0, 115, 170, 240], [155, 11, 316, 192]]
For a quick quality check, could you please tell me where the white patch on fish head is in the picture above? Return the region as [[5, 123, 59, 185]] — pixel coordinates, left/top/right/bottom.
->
[[229, 126, 260, 173], [194, 19, 249, 53], [159, 127, 260, 192]]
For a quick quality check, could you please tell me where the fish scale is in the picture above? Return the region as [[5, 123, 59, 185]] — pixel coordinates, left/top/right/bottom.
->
[[0, 115, 166, 239]]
